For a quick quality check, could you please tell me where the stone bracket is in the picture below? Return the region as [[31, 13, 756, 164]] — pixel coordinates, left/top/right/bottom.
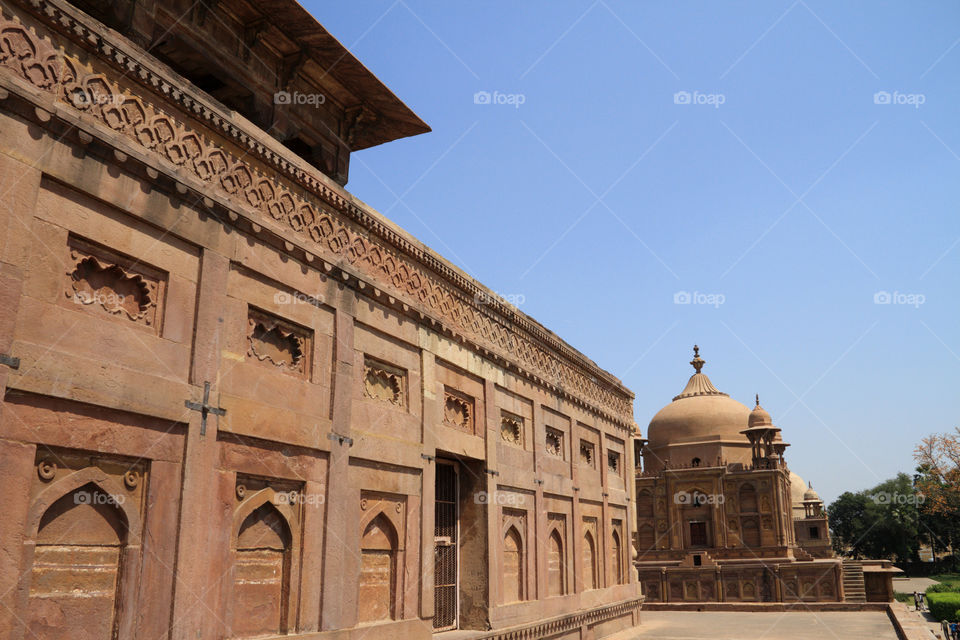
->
[[0, 353, 20, 370]]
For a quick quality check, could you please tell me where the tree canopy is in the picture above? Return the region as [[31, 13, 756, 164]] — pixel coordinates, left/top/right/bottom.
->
[[827, 473, 920, 561]]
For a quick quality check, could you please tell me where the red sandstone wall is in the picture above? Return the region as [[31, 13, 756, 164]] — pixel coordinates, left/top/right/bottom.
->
[[0, 1, 642, 638]]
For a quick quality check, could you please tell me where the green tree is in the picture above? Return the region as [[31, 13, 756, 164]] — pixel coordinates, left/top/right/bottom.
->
[[827, 473, 920, 562]]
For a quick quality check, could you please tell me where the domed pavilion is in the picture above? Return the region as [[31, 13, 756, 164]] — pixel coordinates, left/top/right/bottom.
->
[[633, 347, 857, 604]]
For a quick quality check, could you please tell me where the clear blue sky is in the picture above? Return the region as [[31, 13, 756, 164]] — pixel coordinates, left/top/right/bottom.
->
[[309, 1, 960, 504]]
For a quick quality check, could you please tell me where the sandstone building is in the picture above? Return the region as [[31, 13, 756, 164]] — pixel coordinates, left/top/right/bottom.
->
[[633, 347, 898, 604], [0, 0, 643, 638]]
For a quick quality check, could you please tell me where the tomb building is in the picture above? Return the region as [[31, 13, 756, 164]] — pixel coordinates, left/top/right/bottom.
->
[[633, 347, 898, 604]]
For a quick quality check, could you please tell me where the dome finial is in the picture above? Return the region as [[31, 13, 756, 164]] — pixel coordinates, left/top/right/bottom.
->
[[755, 393, 760, 407], [690, 345, 705, 373]]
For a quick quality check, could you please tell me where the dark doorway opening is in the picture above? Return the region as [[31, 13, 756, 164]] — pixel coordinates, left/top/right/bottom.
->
[[689, 521, 708, 547]]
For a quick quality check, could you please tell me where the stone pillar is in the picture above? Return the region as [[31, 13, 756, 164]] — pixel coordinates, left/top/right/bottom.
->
[[170, 249, 230, 640], [571, 420, 583, 593], [136, 460, 182, 635], [598, 433, 611, 586], [298, 478, 325, 631], [483, 379, 501, 609], [532, 401, 546, 598], [0, 151, 39, 424], [419, 350, 438, 622], [624, 426, 638, 584], [0, 440, 37, 640], [320, 306, 356, 630]]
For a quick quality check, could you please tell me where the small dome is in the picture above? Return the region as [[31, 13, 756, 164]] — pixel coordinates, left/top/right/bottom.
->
[[804, 482, 821, 502], [748, 394, 773, 427]]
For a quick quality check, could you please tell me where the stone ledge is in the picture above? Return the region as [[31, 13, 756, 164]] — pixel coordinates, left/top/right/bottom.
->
[[468, 597, 644, 640], [885, 602, 940, 640], [642, 601, 892, 612]]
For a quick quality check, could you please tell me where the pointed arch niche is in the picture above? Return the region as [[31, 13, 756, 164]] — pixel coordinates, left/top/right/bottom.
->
[[357, 492, 406, 624], [230, 480, 302, 638], [501, 508, 527, 604], [23, 463, 144, 640], [546, 515, 567, 597], [582, 525, 598, 591]]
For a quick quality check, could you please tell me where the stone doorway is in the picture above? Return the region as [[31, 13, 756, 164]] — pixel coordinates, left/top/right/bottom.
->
[[433, 461, 458, 631], [689, 521, 708, 547]]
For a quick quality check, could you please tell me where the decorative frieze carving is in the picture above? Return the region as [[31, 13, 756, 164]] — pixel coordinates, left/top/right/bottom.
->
[[247, 308, 310, 377], [442, 389, 473, 433], [0, 2, 634, 426], [363, 357, 405, 407], [500, 412, 523, 446], [65, 237, 164, 329]]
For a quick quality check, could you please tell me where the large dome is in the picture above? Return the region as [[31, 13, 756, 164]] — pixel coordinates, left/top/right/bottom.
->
[[647, 389, 753, 448], [647, 348, 752, 449]]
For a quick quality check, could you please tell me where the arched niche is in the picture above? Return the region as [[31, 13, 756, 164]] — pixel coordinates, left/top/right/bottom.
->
[[502, 525, 524, 603], [229, 489, 298, 638], [547, 529, 565, 597], [611, 529, 624, 585], [25, 478, 137, 640], [739, 483, 758, 513], [358, 512, 400, 623], [741, 516, 761, 547], [582, 530, 598, 591]]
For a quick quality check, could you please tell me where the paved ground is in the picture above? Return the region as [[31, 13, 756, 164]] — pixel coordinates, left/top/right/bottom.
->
[[608, 611, 901, 640], [894, 577, 941, 594]]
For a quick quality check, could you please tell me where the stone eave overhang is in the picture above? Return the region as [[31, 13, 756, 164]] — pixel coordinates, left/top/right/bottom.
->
[[250, 0, 431, 150], [0, 0, 636, 429]]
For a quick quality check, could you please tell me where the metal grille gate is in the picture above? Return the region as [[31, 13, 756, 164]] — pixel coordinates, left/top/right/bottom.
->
[[433, 462, 458, 630]]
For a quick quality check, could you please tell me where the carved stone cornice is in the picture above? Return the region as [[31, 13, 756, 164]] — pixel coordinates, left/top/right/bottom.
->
[[0, 0, 635, 427]]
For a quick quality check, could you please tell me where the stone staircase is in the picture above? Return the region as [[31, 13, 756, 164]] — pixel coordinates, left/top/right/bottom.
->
[[842, 559, 867, 602]]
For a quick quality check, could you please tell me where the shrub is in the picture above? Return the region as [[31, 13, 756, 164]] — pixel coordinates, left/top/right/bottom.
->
[[928, 583, 960, 593], [926, 592, 960, 621]]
